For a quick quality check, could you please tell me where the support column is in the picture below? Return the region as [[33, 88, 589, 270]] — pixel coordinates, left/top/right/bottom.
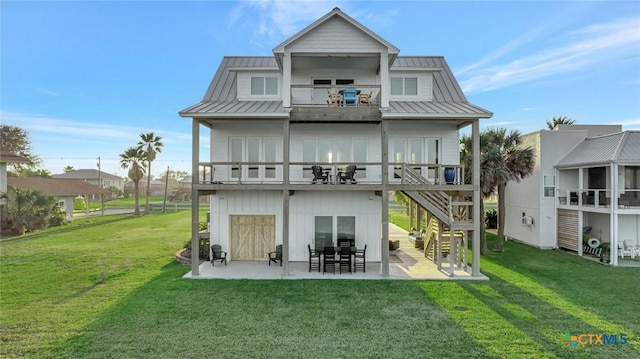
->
[[381, 119, 389, 277], [610, 163, 618, 266], [191, 119, 200, 276], [472, 120, 480, 277], [283, 51, 292, 108], [282, 120, 290, 275], [379, 52, 389, 109]]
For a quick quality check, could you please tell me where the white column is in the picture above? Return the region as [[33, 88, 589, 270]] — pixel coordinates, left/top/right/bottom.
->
[[282, 120, 290, 275], [381, 119, 389, 277], [282, 50, 292, 108], [379, 52, 389, 109], [472, 120, 480, 277], [610, 163, 618, 266], [578, 169, 584, 256], [191, 119, 200, 276]]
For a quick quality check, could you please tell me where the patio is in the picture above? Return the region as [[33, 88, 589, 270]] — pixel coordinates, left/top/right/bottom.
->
[[184, 224, 487, 280]]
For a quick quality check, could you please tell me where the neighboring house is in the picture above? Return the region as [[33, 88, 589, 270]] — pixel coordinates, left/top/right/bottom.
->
[[7, 176, 108, 219], [504, 125, 640, 266], [179, 8, 492, 278], [53, 169, 124, 199], [126, 177, 166, 196], [0, 151, 30, 194]]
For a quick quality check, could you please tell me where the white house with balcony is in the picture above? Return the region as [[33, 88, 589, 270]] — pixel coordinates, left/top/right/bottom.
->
[[504, 125, 640, 265], [179, 8, 492, 278]]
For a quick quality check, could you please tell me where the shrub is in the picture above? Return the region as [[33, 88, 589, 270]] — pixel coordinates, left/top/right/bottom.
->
[[485, 209, 498, 229]]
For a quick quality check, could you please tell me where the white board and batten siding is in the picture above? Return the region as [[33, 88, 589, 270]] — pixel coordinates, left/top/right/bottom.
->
[[287, 16, 387, 53], [557, 209, 579, 251], [210, 190, 381, 262], [389, 70, 434, 102], [236, 71, 282, 101]]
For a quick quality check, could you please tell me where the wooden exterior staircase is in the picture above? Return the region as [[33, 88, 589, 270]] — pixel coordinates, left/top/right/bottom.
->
[[398, 165, 471, 276]]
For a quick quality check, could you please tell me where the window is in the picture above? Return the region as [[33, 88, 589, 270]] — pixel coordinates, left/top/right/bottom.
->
[[543, 175, 555, 197], [337, 216, 356, 242], [391, 77, 418, 96], [251, 76, 278, 95], [314, 216, 333, 249]]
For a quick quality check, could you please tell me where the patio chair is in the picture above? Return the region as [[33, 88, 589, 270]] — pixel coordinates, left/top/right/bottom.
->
[[337, 165, 357, 184], [354, 244, 366, 272], [311, 165, 329, 184], [327, 89, 342, 107], [339, 246, 352, 274], [268, 244, 283, 266], [308, 244, 320, 272], [358, 91, 372, 106], [323, 247, 336, 274], [342, 87, 358, 107], [618, 242, 634, 259], [210, 244, 227, 266]]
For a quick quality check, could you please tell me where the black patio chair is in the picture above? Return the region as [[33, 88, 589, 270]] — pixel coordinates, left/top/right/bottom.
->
[[339, 246, 352, 274], [323, 247, 336, 274], [354, 244, 367, 272], [311, 165, 329, 184], [268, 244, 282, 266], [210, 244, 227, 266], [337, 164, 357, 184], [308, 244, 320, 272]]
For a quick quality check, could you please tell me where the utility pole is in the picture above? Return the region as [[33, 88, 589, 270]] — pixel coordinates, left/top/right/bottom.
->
[[162, 166, 170, 213], [97, 156, 104, 216]]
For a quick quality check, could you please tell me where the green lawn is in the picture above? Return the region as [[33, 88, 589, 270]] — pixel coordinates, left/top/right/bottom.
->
[[1, 211, 638, 358]]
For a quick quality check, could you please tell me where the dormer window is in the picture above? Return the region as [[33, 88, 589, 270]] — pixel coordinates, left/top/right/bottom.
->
[[391, 77, 417, 96], [251, 76, 278, 95]]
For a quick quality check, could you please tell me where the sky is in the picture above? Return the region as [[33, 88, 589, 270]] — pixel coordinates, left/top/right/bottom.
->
[[2, 0, 639, 178]]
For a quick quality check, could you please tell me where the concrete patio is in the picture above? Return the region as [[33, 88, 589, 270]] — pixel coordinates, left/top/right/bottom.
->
[[183, 224, 488, 280]]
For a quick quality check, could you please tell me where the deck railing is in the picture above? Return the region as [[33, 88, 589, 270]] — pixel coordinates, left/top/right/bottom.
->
[[196, 161, 466, 186], [558, 188, 640, 208], [290, 84, 381, 107]]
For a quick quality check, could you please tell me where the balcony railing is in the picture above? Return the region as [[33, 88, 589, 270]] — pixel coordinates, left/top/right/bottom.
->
[[196, 162, 466, 186], [290, 84, 381, 107], [558, 189, 640, 208]]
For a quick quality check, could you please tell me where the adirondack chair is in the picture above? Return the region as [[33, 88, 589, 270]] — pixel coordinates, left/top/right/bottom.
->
[[337, 164, 357, 184], [311, 165, 329, 184], [342, 87, 358, 107]]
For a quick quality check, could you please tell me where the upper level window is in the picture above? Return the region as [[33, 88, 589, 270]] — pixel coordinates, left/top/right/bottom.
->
[[251, 77, 278, 95], [543, 175, 555, 197], [391, 77, 417, 96]]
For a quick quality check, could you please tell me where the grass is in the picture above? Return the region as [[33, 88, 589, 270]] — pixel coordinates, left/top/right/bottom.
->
[[1, 211, 639, 358]]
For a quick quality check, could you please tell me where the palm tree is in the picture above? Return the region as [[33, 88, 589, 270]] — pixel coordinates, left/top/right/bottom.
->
[[546, 115, 575, 130], [485, 129, 535, 252], [63, 165, 75, 173], [120, 147, 146, 216], [137, 132, 163, 215], [460, 132, 498, 256]]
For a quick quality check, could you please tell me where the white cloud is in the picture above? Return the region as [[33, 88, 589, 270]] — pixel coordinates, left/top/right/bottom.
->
[[460, 17, 640, 94]]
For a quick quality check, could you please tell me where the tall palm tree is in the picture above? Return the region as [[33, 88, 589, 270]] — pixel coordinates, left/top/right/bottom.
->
[[546, 115, 575, 130], [485, 129, 535, 252], [137, 132, 163, 215], [460, 132, 498, 256], [120, 147, 146, 216]]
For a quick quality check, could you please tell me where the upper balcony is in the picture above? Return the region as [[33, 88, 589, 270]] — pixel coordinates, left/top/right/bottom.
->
[[195, 162, 467, 191], [558, 188, 640, 211]]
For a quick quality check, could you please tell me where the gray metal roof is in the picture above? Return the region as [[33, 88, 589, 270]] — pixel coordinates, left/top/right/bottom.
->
[[384, 101, 492, 119], [52, 169, 122, 180], [179, 55, 491, 119], [555, 131, 640, 167]]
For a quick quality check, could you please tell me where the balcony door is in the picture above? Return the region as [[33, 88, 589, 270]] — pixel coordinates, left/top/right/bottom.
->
[[390, 138, 440, 182], [311, 78, 355, 105], [230, 137, 279, 182]]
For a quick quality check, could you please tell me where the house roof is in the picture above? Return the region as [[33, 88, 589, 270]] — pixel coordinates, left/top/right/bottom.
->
[[52, 169, 123, 181], [7, 177, 109, 196], [0, 151, 31, 164], [178, 56, 492, 119], [271, 7, 400, 69], [555, 131, 640, 167]]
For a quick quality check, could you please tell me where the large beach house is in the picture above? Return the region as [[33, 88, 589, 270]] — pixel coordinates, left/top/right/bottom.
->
[[179, 8, 492, 278]]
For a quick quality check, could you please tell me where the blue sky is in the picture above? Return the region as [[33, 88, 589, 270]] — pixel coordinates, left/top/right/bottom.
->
[[2, 0, 639, 177]]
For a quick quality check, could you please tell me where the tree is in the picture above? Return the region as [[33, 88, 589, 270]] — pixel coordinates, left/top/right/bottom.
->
[[0, 124, 41, 172], [63, 166, 75, 173], [120, 147, 146, 216], [137, 132, 163, 215], [484, 129, 536, 252], [1, 189, 66, 235], [546, 115, 575, 130]]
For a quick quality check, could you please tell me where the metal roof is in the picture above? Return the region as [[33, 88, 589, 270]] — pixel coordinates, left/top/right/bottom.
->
[[179, 55, 491, 119], [0, 151, 31, 164], [555, 131, 640, 167], [384, 101, 492, 119]]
